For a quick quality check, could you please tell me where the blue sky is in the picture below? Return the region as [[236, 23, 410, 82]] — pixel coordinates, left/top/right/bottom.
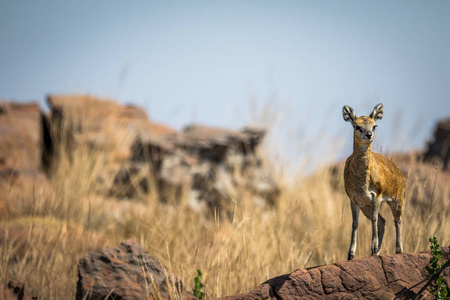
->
[[1, 1, 449, 170]]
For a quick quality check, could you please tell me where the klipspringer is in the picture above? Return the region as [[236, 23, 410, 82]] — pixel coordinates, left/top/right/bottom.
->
[[342, 103, 406, 260]]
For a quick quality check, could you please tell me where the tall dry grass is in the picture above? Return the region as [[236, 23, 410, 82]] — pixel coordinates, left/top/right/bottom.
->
[[0, 111, 449, 299]]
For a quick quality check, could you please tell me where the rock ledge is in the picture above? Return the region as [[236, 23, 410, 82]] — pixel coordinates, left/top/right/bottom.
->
[[218, 247, 450, 300]]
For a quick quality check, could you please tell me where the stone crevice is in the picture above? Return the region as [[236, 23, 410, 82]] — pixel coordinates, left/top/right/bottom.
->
[[378, 255, 391, 284], [305, 267, 325, 295], [318, 268, 329, 295]]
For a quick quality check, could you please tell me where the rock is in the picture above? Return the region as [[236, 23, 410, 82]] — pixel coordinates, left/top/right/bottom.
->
[[424, 118, 450, 170], [179, 125, 264, 162], [169, 125, 279, 214], [45, 94, 155, 163], [218, 247, 450, 299], [47, 94, 149, 126], [108, 162, 151, 198], [76, 239, 193, 300], [0, 101, 42, 170], [0, 281, 33, 300], [45, 94, 178, 198], [0, 95, 279, 215], [0, 101, 49, 218], [44, 95, 279, 214]]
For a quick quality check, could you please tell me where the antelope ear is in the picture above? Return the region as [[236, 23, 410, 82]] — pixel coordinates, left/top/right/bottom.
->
[[342, 105, 356, 124], [369, 103, 383, 121]]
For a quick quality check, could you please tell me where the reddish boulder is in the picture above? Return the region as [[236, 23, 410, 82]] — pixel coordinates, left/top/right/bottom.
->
[[76, 239, 193, 300], [218, 247, 450, 299]]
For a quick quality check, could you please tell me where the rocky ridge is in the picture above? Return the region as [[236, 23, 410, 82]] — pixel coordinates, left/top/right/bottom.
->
[[0, 95, 279, 218]]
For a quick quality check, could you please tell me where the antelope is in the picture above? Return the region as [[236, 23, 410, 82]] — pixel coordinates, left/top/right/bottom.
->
[[342, 103, 406, 260]]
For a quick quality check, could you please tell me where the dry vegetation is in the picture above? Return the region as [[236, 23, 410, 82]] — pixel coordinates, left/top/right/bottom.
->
[[0, 116, 449, 300]]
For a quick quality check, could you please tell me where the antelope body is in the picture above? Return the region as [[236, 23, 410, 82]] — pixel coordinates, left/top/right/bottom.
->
[[342, 103, 406, 260]]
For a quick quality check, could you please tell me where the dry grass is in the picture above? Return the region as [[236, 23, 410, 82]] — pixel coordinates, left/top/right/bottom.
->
[[0, 116, 449, 300]]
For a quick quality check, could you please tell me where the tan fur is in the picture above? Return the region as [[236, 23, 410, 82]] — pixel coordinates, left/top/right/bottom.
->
[[343, 105, 406, 260]]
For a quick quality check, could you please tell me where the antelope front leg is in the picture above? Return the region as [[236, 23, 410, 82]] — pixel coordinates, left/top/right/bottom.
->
[[388, 201, 403, 254], [371, 196, 381, 256], [348, 201, 360, 260], [395, 216, 403, 254]]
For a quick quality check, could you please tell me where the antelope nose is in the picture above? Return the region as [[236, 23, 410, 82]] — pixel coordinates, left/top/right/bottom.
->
[[366, 131, 373, 137]]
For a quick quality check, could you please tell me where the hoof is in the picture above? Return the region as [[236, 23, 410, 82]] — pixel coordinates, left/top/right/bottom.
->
[[347, 254, 354, 260], [371, 249, 379, 256]]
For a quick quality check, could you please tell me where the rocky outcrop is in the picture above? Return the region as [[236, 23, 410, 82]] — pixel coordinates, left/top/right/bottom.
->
[[219, 247, 450, 299], [424, 118, 450, 170], [133, 124, 279, 213], [76, 239, 193, 300], [0, 94, 277, 217], [44, 94, 278, 214], [0, 281, 33, 300]]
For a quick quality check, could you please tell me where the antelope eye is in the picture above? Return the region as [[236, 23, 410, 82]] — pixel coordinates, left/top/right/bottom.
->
[[355, 126, 363, 132], [373, 125, 378, 131]]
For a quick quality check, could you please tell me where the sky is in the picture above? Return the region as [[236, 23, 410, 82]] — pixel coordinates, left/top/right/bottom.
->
[[1, 1, 449, 171]]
